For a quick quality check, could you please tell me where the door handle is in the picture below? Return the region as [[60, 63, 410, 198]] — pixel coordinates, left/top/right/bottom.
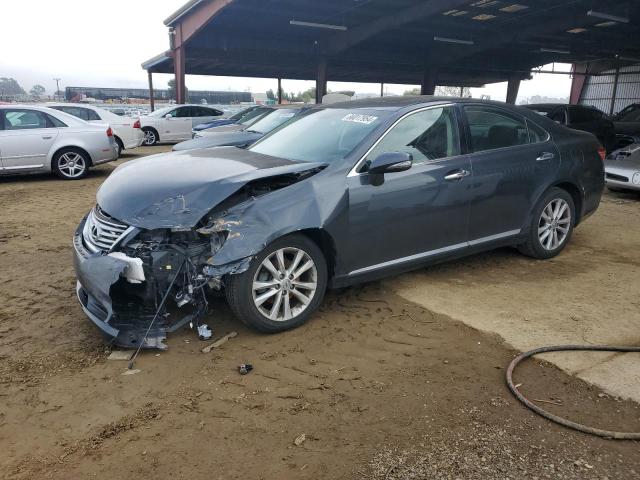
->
[[444, 169, 470, 181], [41, 136, 52, 140], [536, 152, 555, 162]]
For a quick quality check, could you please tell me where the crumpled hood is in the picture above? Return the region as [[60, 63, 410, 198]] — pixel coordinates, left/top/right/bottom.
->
[[173, 130, 262, 151], [97, 147, 325, 229]]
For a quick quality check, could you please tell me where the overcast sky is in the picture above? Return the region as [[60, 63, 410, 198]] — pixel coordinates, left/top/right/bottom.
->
[[1, 0, 571, 102]]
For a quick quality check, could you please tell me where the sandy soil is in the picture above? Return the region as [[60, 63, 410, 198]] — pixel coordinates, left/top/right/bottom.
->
[[393, 189, 640, 402], [1, 147, 639, 479]]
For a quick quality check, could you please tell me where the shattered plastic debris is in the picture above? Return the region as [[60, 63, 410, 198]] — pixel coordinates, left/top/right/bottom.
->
[[238, 363, 253, 375]]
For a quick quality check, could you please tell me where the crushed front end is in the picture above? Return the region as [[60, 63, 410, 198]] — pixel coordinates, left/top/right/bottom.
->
[[73, 206, 246, 350]]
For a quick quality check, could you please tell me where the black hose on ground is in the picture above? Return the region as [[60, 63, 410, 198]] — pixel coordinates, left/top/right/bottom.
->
[[506, 345, 640, 440]]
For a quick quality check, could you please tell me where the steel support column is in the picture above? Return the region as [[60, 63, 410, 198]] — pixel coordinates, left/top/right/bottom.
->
[[174, 45, 186, 104], [316, 59, 328, 104], [609, 66, 620, 115], [277, 78, 282, 104], [570, 63, 588, 105], [380, 83, 384, 97], [148, 71, 155, 112], [420, 69, 437, 95], [506, 75, 521, 104]]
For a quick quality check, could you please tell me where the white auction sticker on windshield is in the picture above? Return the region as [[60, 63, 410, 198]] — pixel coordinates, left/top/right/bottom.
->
[[342, 113, 378, 124]]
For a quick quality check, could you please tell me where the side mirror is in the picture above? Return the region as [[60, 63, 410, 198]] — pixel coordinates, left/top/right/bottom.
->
[[368, 152, 412, 175], [164, 113, 173, 119]]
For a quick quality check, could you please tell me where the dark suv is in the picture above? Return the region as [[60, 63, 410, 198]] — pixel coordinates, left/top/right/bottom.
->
[[525, 104, 616, 152]]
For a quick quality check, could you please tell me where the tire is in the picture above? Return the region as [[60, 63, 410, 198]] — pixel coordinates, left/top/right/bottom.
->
[[225, 234, 328, 333], [518, 187, 575, 259], [52, 147, 90, 180], [114, 136, 124, 157], [142, 127, 158, 146]]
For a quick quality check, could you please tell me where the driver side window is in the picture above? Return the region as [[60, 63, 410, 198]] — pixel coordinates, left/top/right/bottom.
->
[[367, 107, 460, 165]]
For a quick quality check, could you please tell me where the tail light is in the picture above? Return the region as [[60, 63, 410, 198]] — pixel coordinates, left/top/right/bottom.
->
[[597, 145, 606, 162], [106, 127, 113, 137], [132, 119, 141, 129]]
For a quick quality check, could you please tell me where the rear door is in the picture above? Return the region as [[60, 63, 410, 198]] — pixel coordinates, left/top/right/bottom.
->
[[192, 107, 222, 128], [346, 105, 473, 275], [462, 104, 559, 242], [0, 109, 59, 171]]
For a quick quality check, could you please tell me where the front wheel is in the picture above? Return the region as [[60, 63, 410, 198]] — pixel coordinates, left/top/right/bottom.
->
[[518, 188, 575, 259], [225, 234, 327, 333]]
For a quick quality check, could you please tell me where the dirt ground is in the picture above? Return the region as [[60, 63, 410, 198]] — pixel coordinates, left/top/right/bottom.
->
[[1, 147, 639, 479]]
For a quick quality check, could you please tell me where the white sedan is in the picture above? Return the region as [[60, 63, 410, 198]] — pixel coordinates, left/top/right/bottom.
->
[[0, 105, 118, 180], [45, 103, 144, 156], [139, 105, 224, 145]]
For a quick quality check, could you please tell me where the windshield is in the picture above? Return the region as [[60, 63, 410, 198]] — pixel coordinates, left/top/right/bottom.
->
[[246, 108, 299, 134], [147, 106, 175, 118], [249, 108, 388, 163], [239, 107, 272, 125], [229, 106, 257, 121]]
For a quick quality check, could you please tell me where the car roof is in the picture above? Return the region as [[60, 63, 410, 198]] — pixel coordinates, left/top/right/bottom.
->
[[322, 95, 540, 112]]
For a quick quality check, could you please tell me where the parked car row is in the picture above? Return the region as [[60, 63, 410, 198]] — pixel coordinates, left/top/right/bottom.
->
[[138, 104, 225, 145], [0, 105, 118, 179], [71, 97, 605, 348], [173, 106, 309, 151], [46, 103, 144, 156]]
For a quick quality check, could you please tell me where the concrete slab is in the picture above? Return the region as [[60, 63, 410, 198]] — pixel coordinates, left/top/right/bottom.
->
[[390, 193, 640, 402]]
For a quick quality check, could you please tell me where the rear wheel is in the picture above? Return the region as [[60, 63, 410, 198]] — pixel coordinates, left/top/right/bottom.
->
[[52, 148, 89, 180], [142, 127, 158, 146], [518, 187, 575, 259], [114, 136, 124, 157], [225, 234, 327, 333]]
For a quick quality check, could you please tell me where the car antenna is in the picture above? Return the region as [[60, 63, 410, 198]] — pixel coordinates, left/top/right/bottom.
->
[[128, 260, 185, 369]]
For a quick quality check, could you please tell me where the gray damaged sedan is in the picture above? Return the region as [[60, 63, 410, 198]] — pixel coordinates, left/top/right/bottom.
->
[[73, 97, 604, 349], [605, 143, 640, 192]]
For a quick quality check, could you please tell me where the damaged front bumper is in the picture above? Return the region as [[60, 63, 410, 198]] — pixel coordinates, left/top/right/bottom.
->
[[72, 215, 248, 350]]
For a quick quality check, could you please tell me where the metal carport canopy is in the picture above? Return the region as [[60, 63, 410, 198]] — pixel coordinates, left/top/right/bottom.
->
[[143, 0, 640, 102]]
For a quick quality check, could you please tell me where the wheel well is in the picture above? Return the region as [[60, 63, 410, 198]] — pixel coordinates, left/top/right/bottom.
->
[[51, 146, 93, 168], [114, 135, 124, 148], [554, 182, 583, 224], [298, 229, 337, 279]]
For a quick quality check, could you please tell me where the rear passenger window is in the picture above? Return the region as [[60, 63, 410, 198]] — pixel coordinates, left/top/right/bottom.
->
[[367, 106, 460, 164], [527, 120, 549, 144], [464, 106, 529, 152], [86, 109, 101, 121]]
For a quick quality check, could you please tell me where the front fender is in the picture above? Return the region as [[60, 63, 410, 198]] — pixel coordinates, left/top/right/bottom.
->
[[205, 175, 348, 267]]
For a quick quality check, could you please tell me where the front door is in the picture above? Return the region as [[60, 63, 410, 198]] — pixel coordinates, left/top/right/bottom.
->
[[462, 104, 560, 242], [345, 105, 473, 275], [0, 109, 58, 172]]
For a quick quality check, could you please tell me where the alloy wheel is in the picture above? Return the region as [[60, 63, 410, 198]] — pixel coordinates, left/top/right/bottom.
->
[[57, 152, 86, 178], [144, 130, 156, 145], [252, 247, 318, 321], [538, 198, 571, 251]]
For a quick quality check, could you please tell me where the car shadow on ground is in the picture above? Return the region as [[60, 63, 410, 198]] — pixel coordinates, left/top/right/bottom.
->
[[0, 167, 114, 185]]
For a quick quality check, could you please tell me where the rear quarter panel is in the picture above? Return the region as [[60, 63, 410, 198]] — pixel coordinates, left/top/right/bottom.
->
[[552, 127, 604, 222], [48, 127, 114, 165]]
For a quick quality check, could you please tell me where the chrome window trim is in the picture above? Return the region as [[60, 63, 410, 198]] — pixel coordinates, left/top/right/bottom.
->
[[347, 229, 521, 276], [347, 103, 457, 177]]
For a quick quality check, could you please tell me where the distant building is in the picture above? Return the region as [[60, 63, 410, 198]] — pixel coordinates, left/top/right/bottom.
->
[[65, 86, 251, 104]]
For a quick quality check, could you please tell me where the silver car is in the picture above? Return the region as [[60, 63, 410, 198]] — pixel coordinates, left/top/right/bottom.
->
[[0, 105, 118, 180], [605, 143, 640, 192]]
